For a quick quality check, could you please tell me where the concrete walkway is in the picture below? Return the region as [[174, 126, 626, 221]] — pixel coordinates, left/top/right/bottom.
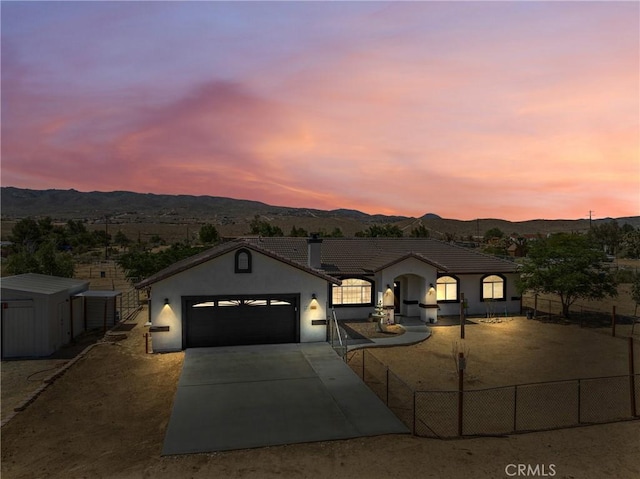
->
[[162, 343, 408, 455], [346, 316, 431, 351]]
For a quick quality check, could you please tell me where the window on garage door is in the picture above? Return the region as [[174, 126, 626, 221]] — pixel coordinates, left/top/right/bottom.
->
[[184, 295, 299, 348]]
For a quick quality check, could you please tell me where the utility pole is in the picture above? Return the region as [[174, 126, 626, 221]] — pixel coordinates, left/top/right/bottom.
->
[[589, 210, 595, 229], [104, 215, 109, 260]]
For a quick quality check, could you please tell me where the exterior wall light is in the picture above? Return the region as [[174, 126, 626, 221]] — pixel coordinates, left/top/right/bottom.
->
[[311, 293, 317, 300], [310, 293, 318, 310], [164, 297, 170, 305]]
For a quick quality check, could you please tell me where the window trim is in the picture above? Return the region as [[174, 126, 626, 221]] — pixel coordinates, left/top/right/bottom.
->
[[331, 277, 374, 308], [481, 273, 506, 302], [234, 248, 252, 273], [436, 274, 460, 303]]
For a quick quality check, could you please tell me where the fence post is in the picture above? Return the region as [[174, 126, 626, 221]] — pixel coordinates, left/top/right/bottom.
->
[[513, 385, 518, 432], [413, 391, 417, 435], [386, 367, 389, 406], [458, 352, 465, 436], [534, 293, 538, 319], [611, 306, 616, 337], [460, 292, 465, 339], [577, 379, 581, 424], [629, 337, 637, 417]]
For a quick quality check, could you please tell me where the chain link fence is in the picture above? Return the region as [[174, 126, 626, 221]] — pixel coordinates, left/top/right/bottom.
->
[[521, 294, 638, 331], [349, 348, 639, 438], [118, 288, 143, 322]]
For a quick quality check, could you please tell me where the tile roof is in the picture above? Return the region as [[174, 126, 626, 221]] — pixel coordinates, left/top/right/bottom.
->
[[245, 237, 518, 275], [135, 237, 518, 288], [135, 240, 341, 289]]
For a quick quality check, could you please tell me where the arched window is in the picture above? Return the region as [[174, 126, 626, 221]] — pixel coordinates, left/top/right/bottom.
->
[[332, 278, 373, 306], [436, 275, 459, 302], [482, 274, 505, 301], [235, 249, 252, 273]]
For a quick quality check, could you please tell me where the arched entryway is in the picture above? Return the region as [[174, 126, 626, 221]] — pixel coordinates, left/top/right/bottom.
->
[[391, 273, 435, 320]]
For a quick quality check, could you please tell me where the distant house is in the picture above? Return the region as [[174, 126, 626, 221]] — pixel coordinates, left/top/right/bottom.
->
[[136, 237, 520, 352]]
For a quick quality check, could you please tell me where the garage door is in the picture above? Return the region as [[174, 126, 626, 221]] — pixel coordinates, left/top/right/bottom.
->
[[184, 295, 299, 348]]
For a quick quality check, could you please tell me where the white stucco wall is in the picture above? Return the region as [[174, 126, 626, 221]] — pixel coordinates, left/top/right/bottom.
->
[[332, 266, 520, 324], [148, 249, 331, 351], [437, 273, 521, 317], [377, 257, 439, 323]]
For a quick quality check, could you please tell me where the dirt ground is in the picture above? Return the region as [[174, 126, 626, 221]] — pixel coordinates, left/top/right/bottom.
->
[[359, 317, 639, 391], [343, 319, 404, 339], [1, 309, 639, 479]]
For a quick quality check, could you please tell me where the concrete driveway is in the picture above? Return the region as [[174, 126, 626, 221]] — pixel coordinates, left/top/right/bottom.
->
[[162, 343, 408, 455]]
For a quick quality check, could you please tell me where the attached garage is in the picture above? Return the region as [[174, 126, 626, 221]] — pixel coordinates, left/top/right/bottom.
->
[[184, 295, 299, 347], [136, 240, 340, 352]]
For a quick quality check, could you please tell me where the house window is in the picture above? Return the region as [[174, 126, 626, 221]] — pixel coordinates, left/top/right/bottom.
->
[[332, 278, 373, 306], [482, 274, 505, 301], [436, 275, 459, 302], [235, 249, 252, 273]]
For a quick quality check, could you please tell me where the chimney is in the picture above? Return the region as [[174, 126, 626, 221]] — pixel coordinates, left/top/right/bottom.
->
[[307, 233, 323, 269]]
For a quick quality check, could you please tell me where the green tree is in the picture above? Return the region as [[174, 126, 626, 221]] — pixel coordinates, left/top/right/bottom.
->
[[9, 217, 45, 252], [589, 220, 621, 255], [249, 215, 283, 237], [621, 228, 640, 259], [114, 230, 131, 248], [631, 272, 640, 316], [289, 225, 309, 237], [410, 224, 430, 238], [91, 229, 111, 246], [5, 250, 40, 275], [199, 224, 219, 244], [355, 224, 403, 237], [484, 227, 504, 242], [117, 243, 206, 281], [328, 227, 344, 238], [6, 240, 74, 277], [518, 233, 618, 318], [149, 234, 165, 246]]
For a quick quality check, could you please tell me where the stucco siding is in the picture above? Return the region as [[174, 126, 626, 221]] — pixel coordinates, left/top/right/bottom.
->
[[149, 249, 329, 351], [437, 273, 521, 317]]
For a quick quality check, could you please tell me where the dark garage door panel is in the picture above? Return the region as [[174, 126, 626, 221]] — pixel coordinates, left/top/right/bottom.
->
[[185, 297, 298, 348]]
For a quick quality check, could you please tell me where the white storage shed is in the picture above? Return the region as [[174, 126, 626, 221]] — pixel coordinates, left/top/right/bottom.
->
[[1, 273, 89, 358]]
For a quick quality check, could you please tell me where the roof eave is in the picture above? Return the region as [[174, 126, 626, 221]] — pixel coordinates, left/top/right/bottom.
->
[[135, 241, 341, 289]]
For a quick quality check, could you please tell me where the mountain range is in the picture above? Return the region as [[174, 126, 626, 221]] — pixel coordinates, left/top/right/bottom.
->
[[1, 187, 638, 239]]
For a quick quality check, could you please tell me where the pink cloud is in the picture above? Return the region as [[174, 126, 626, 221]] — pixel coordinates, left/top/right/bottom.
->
[[2, 2, 638, 221]]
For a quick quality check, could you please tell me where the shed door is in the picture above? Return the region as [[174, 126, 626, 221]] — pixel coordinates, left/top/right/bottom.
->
[[184, 295, 299, 348], [1, 301, 37, 359]]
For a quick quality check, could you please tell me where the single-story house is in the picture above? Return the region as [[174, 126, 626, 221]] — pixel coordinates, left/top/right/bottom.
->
[[1, 273, 122, 358], [136, 236, 520, 352]]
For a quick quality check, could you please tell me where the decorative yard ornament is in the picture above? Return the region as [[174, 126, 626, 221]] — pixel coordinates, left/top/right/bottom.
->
[[372, 300, 387, 332]]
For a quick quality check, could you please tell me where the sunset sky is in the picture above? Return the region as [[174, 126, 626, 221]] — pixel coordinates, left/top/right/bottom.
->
[[2, 1, 638, 221]]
